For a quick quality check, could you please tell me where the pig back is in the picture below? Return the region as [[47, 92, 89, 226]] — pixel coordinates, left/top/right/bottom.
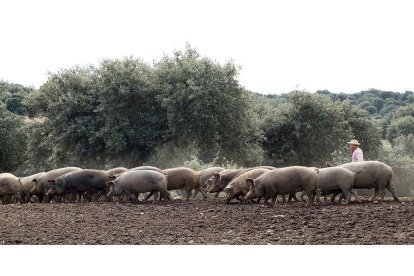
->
[[63, 169, 108, 191], [163, 167, 201, 191], [107, 167, 128, 177], [36, 167, 82, 193], [199, 167, 225, 188], [21, 172, 46, 193], [130, 166, 164, 174], [318, 167, 355, 191], [0, 173, 21, 194], [116, 170, 167, 192], [228, 168, 272, 195], [338, 161, 393, 189], [258, 166, 319, 194]]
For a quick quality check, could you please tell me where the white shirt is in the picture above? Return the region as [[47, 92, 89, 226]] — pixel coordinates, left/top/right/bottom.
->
[[352, 147, 364, 162]]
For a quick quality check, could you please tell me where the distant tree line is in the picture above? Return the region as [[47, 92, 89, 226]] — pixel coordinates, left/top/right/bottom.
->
[[1, 46, 413, 196]]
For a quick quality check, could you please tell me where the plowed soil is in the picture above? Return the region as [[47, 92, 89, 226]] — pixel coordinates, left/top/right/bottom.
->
[[1, 197, 413, 245]]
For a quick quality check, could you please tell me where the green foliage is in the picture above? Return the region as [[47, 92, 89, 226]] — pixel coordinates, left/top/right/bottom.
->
[[155, 46, 263, 166], [95, 57, 168, 162], [260, 92, 382, 167], [371, 98, 384, 111], [29, 66, 105, 167], [365, 105, 378, 114], [339, 101, 382, 160], [262, 91, 351, 166], [387, 116, 414, 141], [0, 104, 27, 172], [386, 104, 414, 141], [0, 81, 34, 116], [380, 136, 414, 196], [20, 119, 54, 174]]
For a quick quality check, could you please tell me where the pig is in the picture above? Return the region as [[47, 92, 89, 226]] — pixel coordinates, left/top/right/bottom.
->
[[30, 167, 82, 202], [20, 172, 46, 203], [336, 161, 399, 202], [299, 167, 357, 204], [106, 170, 171, 201], [191, 167, 225, 198], [46, 169, 109, 202], [199, 167, 226, 189], [0, 173, 22, 203], [206, 169, 248, 195], [124, 166, 167, 201], [163, 167, 207, 200], [106, 167, 129, 177], [245, 166, 319, 207], [224, 168, 272, 203], [207, 167, 278, 196], [129, 166, 164, 174]]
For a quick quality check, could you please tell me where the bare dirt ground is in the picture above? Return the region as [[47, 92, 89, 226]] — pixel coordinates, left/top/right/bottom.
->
[[1, 197, 413, 245]]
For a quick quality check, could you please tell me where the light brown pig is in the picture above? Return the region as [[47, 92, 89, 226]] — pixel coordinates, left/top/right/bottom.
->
[[0, 173, 22, 203], [30, 167, 82, 202], [245, 166, 319, 207], [224, 168, 271, 203], [337, 161, 398, 202], [20, 172, 46, 202], [106, 170, 171, 201], [163, 167, 207, 200]]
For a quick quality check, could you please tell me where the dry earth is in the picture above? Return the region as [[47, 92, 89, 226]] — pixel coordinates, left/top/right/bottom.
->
[[1, 197, 413, 245]]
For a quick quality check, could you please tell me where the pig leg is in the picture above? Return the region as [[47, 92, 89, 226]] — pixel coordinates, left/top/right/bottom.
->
[[299, 191, 308, 202], [370, 187, 379, 202], [351, 189, 360, 202], [306, 192, 315, 206], [271, 195, 278, 207], [385, 182, 400, 202], [379, 187, 386, 202], [70, 192, 77, 202], [330, 191, 341, 203], [342, 190, 351, 204], [161, 190, 171, 201], [43, 194, 49, 203], [13, 192, 21, 204], [288, 193, 299, 202], [125, 192, 132, 202], [144, 191, 154, 201], [185, 188, 193, 201], [194, 187, 208, 199], [264, 196, 274, 207], [314, 190, 321, 203], [152, 191, 159, 202], [24, 191, 31, 203]]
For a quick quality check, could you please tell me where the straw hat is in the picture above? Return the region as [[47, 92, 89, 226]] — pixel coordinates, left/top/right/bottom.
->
[[347, 139, 360, 145]]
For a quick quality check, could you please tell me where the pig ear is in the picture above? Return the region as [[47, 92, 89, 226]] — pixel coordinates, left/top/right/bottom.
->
[[48, 180, 56, 186], [213, 172, 220, 179], [106, 181, 114, 188], [108, 175, 116, 181], [32, 178, 38, 183], [246, 178, 255, 188]]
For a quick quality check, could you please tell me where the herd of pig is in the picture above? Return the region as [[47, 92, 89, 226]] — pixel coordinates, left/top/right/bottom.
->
[[0, 161, 400, 206]]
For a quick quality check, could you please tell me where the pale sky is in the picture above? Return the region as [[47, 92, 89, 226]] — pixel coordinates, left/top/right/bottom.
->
[[1, 0, 413, 94]]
